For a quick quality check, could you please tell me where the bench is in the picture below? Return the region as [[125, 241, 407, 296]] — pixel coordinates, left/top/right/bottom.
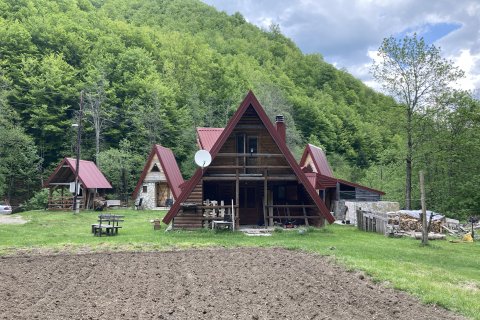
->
[[92, 214, 124, 236], [106, 200, 122, 208]]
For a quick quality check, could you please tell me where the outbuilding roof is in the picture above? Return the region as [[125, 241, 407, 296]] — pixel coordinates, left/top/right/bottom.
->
[[300, 144, 334, 177], [132, 144, 184, 200], [44, 158, 112, 189], [300, 144, 384, 195], [196, 127, 224, 151]]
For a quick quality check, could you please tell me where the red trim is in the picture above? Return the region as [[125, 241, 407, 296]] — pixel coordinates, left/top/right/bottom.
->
[[132, 147, 157, 199], [163, 91, 335, 225], [43, 158, 68, 188]]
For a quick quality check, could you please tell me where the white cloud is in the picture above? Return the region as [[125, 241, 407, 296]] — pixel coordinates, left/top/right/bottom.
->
[[202, 0, 480, 92], [451, 49, 480, 91]]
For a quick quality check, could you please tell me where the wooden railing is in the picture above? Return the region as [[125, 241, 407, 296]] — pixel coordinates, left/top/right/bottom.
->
[[48, 196, 83, 210]]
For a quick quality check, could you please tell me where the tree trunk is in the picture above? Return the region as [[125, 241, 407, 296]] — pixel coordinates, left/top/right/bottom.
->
[[95, 126, 100, 169], [420, 171, 428, 245], [405, 108, 413, 209]]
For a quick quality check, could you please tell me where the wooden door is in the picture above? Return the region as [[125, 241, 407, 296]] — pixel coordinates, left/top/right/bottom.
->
[[239, 186, 260, 225], [156, 183, 169, 207]]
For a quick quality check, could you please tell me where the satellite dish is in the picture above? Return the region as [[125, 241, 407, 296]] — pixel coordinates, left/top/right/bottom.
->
[[194, 150, 212, 168]]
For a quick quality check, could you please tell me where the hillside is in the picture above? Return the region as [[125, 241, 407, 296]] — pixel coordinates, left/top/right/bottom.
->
[[0, 0, 443, 211]]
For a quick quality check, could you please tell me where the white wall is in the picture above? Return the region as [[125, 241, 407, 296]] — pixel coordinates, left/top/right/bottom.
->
[[335, 200, 400, 224]]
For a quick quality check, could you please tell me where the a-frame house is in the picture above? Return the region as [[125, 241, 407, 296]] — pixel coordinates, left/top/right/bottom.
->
[[132, 144, 184, 209], [163, 91, 335, 229]]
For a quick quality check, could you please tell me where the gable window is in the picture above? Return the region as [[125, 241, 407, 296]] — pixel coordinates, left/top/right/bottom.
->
[[248, 137, 258, 154], [236, 134, 245, 153], [151, 163, 160, 172], [143, 185, 148, 193]]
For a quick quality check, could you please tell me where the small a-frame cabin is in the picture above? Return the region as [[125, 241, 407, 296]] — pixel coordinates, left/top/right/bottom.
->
[[163, 91, 335, 229], [132, 144, 184, 209], [44, 158, 112, 210], [300, 144, 385, 210]]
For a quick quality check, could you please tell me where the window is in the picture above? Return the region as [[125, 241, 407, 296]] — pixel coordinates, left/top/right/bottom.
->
[[248, 137, 258, 154], [236, 134, 245, 153], [143, 185, 148, 193], [151, 163, 160, 172]]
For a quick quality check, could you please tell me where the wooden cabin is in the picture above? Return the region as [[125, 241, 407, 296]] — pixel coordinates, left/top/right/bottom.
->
[[300, 144, 385, 210], [44, 158, 112, 210], [132, 144, 184, 209], [162, 91, 335, 229]]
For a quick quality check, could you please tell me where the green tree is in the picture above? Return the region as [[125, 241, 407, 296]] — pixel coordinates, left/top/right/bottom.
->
[[0, 125, 40, 205], [371, 34, 464, 209], [97, 139, 143, 203]]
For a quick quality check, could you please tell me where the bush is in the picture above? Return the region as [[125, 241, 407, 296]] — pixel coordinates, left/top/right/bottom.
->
[[22, 189, 50, 211]]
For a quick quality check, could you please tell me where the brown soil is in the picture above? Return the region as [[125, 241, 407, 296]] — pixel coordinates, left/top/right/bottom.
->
[[0, 248, 465, 320]]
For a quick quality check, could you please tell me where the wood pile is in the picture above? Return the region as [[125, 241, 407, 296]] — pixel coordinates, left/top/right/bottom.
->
[[387, 213, 442, 233], [398, 214, 443, 233], [385, 212, 444, 239]]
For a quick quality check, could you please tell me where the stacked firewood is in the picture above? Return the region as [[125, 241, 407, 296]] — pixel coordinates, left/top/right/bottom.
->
[[398, 214, 442, 233], [387, 212, 443, 233]]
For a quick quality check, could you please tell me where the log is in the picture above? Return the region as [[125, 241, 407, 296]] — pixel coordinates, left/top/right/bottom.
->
[[412, 232, 446, 240]]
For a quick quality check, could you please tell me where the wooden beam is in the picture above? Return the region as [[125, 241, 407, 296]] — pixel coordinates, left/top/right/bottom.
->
[[208, 165, 290, 169], [49, 183, 72, 186], [263, 169, 267, 227], [266, 215, 322, 219], [202, 176, 298, 181], [266, 176, 297, 181], [266, 205, 317, 208], [216, 153, 284, 158], [236, 168, 240, 227], [268, 190, 273, 227], [234, 124, 265, 129]]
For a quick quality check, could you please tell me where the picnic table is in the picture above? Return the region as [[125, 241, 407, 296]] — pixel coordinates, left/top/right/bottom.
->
[[92, 214, 124, 237]]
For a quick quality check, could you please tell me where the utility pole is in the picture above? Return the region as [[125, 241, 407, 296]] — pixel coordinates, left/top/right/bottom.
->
[[420, 171, 428, 245], [73, 91, 84, 214]]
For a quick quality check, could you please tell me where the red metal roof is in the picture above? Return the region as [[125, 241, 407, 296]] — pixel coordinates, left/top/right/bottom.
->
[[44, 158, 112, 189], [196, 127, 224, 151], [163, 91, 335, 225], [300, 144, 334, 177], [300, 145, 384, 195], [66, 158, 112, 189], [131, 145, 184, 200]]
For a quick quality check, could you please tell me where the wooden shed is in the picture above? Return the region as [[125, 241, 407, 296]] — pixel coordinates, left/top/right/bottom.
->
[[163, 91, 335, 229], [44, 157, 112, 210], [132, 144, 184, 209]]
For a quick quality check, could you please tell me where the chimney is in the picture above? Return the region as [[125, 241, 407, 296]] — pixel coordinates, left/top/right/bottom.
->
[[275, 115, 286, 143]]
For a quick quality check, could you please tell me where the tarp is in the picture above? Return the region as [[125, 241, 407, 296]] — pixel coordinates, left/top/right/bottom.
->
[[399, 210, 444, 221]]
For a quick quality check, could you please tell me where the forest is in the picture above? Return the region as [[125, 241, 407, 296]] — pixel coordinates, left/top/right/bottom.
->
[[0, 0, 479, 219]]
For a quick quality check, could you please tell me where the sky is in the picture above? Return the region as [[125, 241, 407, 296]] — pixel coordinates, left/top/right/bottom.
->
[[201, 0, 480, 93]]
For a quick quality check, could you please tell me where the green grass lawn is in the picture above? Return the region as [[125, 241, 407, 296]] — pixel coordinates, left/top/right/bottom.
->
[[1, 209, 479, 319]]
